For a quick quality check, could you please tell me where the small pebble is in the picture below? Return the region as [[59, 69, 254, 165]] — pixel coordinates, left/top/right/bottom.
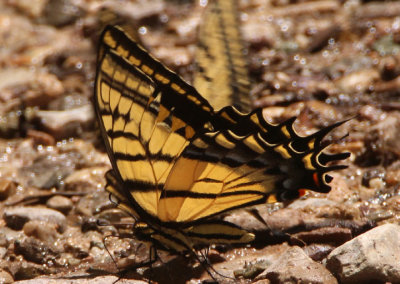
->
[[4, 207, 66, 233], [46, 195, 73, 215], [0, 269, 14, 284], [0, 179, 16, 201], [23, 220, 60, 244]]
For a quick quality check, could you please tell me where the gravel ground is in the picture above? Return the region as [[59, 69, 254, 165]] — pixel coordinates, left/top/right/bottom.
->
[[1, 0, 400, 283]]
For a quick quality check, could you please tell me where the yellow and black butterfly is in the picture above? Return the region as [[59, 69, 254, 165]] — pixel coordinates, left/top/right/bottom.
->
[[94, 24, 349, 258], [194, 0, 251, 112]]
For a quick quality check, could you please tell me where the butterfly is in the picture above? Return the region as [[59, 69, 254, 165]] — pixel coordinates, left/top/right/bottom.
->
[[193, 0, 252, 112], [94, 24, 349, 260]]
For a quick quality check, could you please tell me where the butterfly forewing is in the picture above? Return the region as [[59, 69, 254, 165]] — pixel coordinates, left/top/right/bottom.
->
[[194, 0, 251, 112], [96, 51, 161, 217], [99, 25, 227, 132]]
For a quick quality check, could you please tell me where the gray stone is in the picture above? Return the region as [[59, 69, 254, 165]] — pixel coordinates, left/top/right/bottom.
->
[[23, 220, 60, 244], [46, 195, 73, 214], [14, 275, 147, 283], [14, 237, 59, 264], [0, 179, 16, 201], [258, 246, 338, 283], [326, 223, 400, 283], [4, 207, 66, 232], [0, 269, 13, 284]]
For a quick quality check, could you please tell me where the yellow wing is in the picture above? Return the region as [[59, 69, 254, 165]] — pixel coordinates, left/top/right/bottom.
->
[[95, 37, 269, 224], [95, 25, 349, 228], [193, 0, 251, 112]]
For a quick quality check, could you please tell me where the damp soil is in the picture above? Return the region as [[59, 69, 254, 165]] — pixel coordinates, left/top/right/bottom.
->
[[0, 0, 399, 283]]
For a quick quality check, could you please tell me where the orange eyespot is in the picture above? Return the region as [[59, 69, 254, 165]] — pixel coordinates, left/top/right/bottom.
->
[[298, 189, 308, 197], [313, 172, 320, 187]]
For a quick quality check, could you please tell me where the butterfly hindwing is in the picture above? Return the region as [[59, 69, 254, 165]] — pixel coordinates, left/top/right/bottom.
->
[[159, 128, 277, 222]]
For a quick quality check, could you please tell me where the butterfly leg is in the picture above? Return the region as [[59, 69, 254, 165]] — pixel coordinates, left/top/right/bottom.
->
[[112, 245, 159, 284], [146, 245, 159, 283], [190, 247, 235, 282]]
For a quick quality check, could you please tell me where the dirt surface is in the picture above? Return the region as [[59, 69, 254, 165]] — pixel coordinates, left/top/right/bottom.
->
[[0, 0, 400, 283]]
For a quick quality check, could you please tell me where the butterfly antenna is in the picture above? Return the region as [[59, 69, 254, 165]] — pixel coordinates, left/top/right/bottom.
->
[[99, 220, 158, 283], [113, 245, 158, 284]]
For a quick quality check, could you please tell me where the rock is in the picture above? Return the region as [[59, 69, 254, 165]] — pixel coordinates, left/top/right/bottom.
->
[[259, 207, 305, 231], [96, 208, 129, 223], [3, 207, 66, 232], [290, 227, 352, 246], [14, 237, 59, 264], [109, 0, 165, 21], [0, 227, 25, 246], [63, 227, 90, 259], [46, 195, 73, 215], [0, 179, 16, 201], [0, 68, 35, 91], [0, 68, 64, 108], [14, 275, 147, 283], [64, 167, 109, 192], [258, 246, 338, 284], [36, 104, 94, 140], [253, 280, 271, 284], [326, 173, 354, 203], [18, 154, 76, 189], [81, 216, 100, 233], [42, 0, 83, 27], [287, 197, 337, 210], [224, 206, 271, 233], [75, 192, 109, 217], [287, 197, 363, 225], [0, 247, 7, 259], [23, 73, 65, 107], [326, 223, 400, 283], [234, 259, 271, 279], [7, 0, 47, 18], [370, 114, 400, 157], [26, 129, 56, 146], [13, 260, 55, 280], [303, 243, 335, 261], [0, 269, 13, 284], [23, 220, 60, 244], [336, 69, 379, 93]]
